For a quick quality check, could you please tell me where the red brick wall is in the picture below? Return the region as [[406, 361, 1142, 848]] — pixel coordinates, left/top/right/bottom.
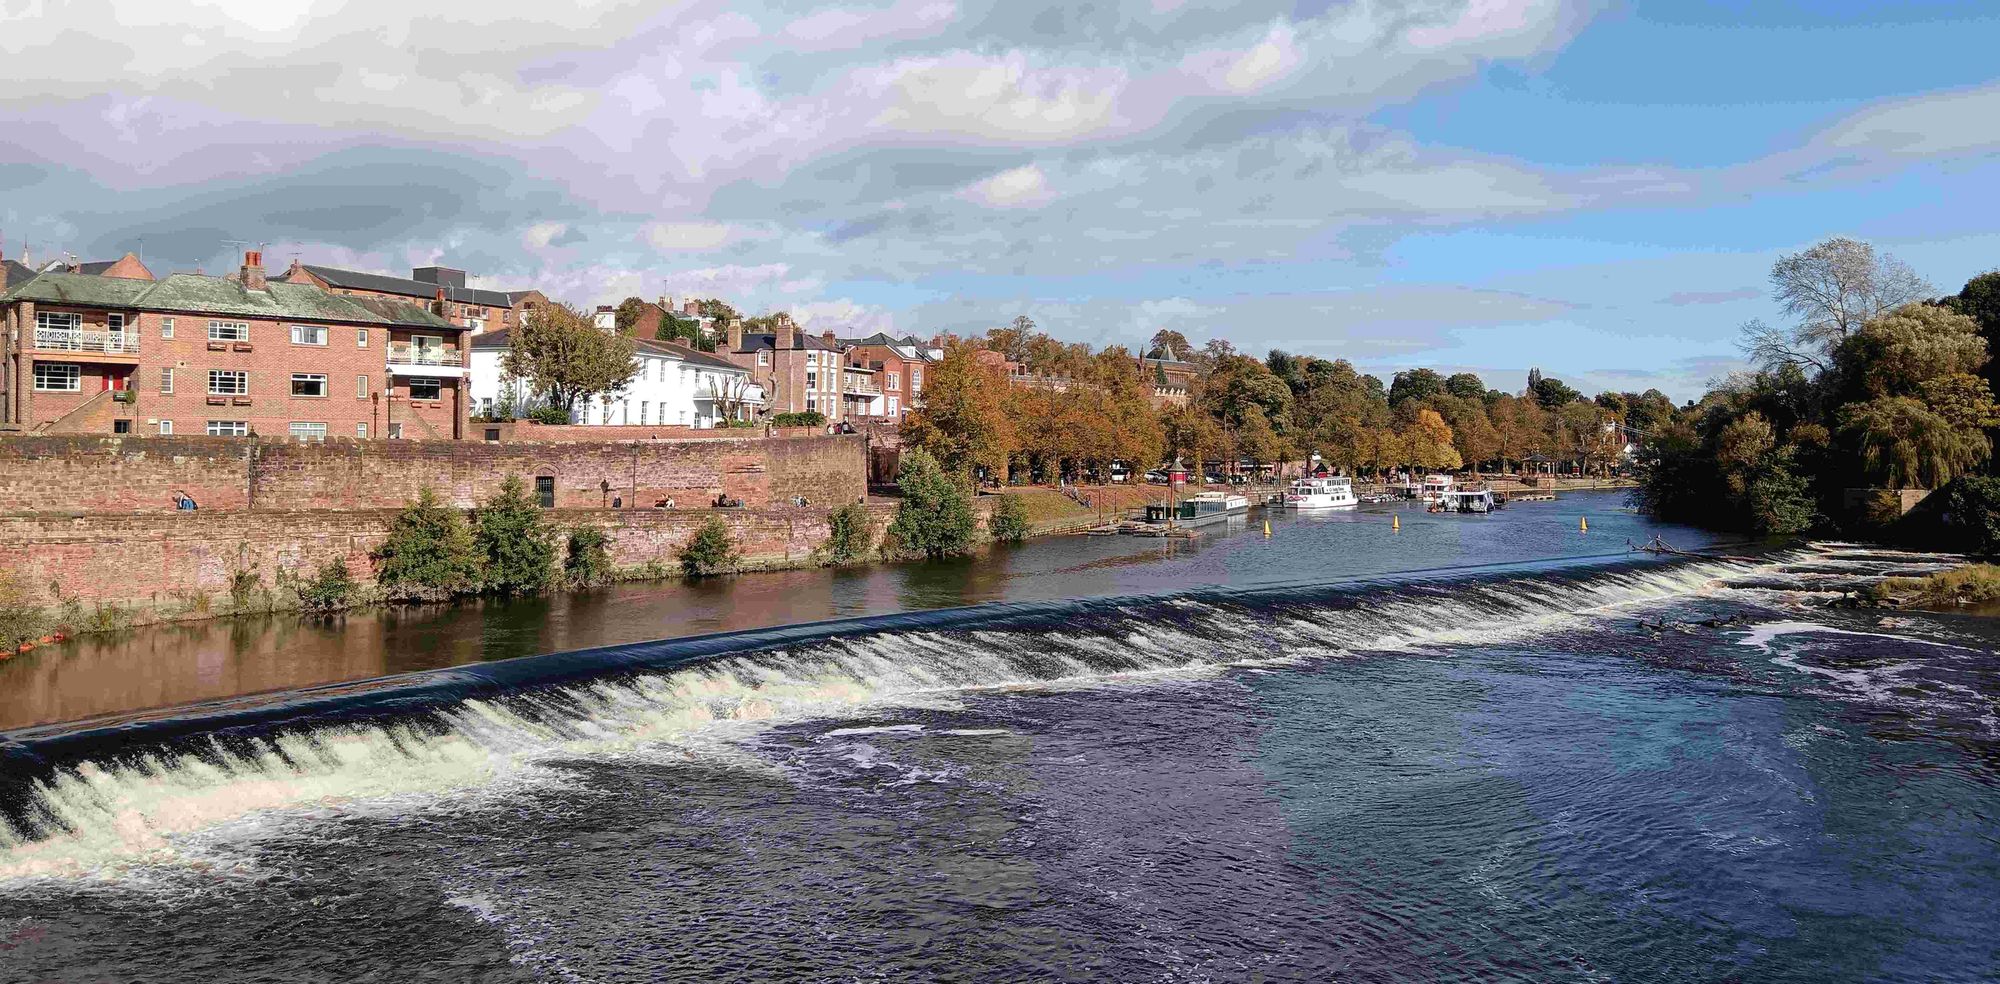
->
[[0, 503, 900, 607], [0, 432, 865, 514]]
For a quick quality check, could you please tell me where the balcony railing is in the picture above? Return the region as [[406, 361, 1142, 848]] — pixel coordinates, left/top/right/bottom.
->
[[34, 328, 139, 354], [387, 345, 464, 367], [843, 379, 882, 395]]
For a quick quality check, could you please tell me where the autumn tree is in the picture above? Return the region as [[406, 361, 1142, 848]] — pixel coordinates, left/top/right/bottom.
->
[[503, 302, 638, 416], [1401, 409, 1462, 473], [1743, 237, 1933, 373], [902, 340, 1016, 477]]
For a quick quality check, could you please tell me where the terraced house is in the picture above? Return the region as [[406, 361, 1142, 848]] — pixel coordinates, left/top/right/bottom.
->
[[0, 250, 469, 440]]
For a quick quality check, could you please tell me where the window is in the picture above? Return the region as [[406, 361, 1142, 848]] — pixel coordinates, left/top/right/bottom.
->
[[107, 313, 126, 332], [158, 420, 174, 436], [113, 419, 132, 434], [888, 396, 899, 415], [806, 393, 818, 412], [208, 370, 248, 395], [289, 324, 327, 346], [388, 423, 404, 439], [33, 363, 80, 391], [288, 422, 328, 442], [356, 328, 369, 348], [408, 377, 441, 401], [208, 321, 249, 342], [160, 367, 174, 394], [356, 423, 369, 439], [357, 375, 370, 399], [806, 371, 817, 390], [911, 367, 922, 390], [206, 420, 248, 436], [35, 312, 79, 333], [887, 371, 899, 390], [640, 401, 649, 424], [161, 318, 175, 339], [757, 350, 769, 366], [535, 476, 555, 508], [806, 351, 818, 367], [290, 373, 328, 397]]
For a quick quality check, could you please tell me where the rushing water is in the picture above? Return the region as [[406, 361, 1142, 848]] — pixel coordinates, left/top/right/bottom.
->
[[2, 498, 1998, 982]]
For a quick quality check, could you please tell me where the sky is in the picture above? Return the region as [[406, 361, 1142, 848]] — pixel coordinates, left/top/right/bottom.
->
[[2, 0, 1999, 401]]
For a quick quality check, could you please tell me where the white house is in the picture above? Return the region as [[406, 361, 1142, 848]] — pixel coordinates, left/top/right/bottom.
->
[[469, 330, 764, 428]]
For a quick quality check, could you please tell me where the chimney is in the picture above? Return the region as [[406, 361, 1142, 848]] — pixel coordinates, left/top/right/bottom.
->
[[241, 250, 266, 290], [285, 258, 305, 281], [774, 317, 795, 352], [684, 299, 699, 316], [726, 318, 743, 351], [822, 330, 837, 348]]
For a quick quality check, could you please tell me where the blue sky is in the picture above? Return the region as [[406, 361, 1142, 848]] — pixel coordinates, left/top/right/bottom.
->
[[2, 0, 1997, 401]]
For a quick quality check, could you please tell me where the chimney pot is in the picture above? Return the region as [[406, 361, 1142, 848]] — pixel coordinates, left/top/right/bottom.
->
[[241, 250, 267, 291]]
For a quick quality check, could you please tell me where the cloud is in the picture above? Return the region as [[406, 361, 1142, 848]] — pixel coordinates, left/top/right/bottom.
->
[[959, 164, 1053, 208], [1659, 287, 1761, 305], [644, 221, 736, 251]]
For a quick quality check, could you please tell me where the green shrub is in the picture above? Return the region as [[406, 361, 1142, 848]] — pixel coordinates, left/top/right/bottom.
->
[[296, 558, 358, 614], [771, 411, 827, 428], [886, 448, 976, 559], [1943, 476, 2000, 555], [374, 487, 484, 601], [987, 493, 1030, 543], [474, 475, 557, 595], [679, 517, 739, 577], [0, 572, 50, 652], [528, 404, 571, 425], [822, 502, 873, 564], [565, 526, 614, 587], [228, 566, 262, 610], [1869, 563, 2000, 607]]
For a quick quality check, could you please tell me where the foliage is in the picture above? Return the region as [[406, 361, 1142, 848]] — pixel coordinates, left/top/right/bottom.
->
[[1388, 368, 1445, 407], [0, 571, 50, 652], [903, 341, 1017, 477], [527, 403, 573, 425], [822, 502, 874, 564], [502, 301, 639, 415], [295, 558, 358, 614], [1745, 237, 1933, 372], [228, 565, 262, 610], [1869, 564, 2000, 607], [1938, 476, 2000, 555], [374, 487, 484, 600], [771, 410, 827, 428], [612, 296, 650, 335], [886, 448, 978, 559], [1839, 397, 1989, 489], [564, 526, 614, 587], [679, 517, 739, 577], [987, 493, 1031, 543], [1529, 371, 1582, 409], [474, 476, 558, 595], [1744, 451, 1817, 535]]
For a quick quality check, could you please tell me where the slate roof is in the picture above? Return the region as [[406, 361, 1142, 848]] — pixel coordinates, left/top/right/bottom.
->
[[469, 326, 513, 351], [2, 260, 41, 287], [730, 332, 842, 354], [3, 271, 456, 328], [300, 264, 515, 308]]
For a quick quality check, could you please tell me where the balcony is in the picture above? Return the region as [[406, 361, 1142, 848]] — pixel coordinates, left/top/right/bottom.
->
[[843, 378, 882, 395], [386, 344, 469, 377], [34, 328, 139, 356]]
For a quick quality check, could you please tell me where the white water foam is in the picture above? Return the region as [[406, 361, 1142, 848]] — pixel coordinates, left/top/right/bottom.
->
[[0, 559, 1763, 884]]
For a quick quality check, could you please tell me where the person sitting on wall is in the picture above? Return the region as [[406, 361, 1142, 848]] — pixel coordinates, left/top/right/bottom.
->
[[657, 496, 675, 509]]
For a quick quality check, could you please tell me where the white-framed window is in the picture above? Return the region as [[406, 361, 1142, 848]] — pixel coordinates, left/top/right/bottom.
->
[[33, 362, 80, 391], [887, 371, 899, 390], [160, 367, 174, 394], [640, 401, 649, 424], [805, 371, 817, 391], [356, 328, 369, 348], [161, 318, 175, 339], [209, 369, 249, 395], [158, 420, 174, 436], [290, 373, 328, 397], [208, 320, 249, 342], [806, 393, 818, 412], [911, 367, 922, 390], [106, 313, 126, 332], [289, 324, 327, 346], [356, 375, 370, 398], [356, 423, 369, 438], [206, 420, 248, 436], [757, 350, 769, 366], [408, 377, 441, 400], [35, 312, 79, 333], [288, 421, 327, 442], [888, 396, 899, 415], [806, 351, 818, 367]]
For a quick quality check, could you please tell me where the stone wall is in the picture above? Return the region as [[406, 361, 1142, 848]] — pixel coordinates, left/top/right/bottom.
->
[[0, 504, 901, 608], [0, 432, 865, 514]]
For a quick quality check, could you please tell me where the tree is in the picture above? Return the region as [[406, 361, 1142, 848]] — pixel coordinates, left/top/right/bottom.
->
[[1746, 237, 1933, 372], [474, 475, 557, 595], [903, 340, 1016, 476], [1840, 397, 1990, 489], [564, 527, 613, 587], [886, 448, 977, 559], [823, 502, 873, 564], [503, 302, 638, 416], [1149, 329, 1193, 360], [680, 518, 740, 577], [1389, 369, 1446, 407], [1530, 373, 1582, 409], [1444, 372, 1486, 400], [988, 493, 1030, 543], [295, 558, 358, 614], [374, 487, 483, 600], [612, 296, 650, 335], [1401, 409, 1462, 473], [1946, 271, 2000, 393]]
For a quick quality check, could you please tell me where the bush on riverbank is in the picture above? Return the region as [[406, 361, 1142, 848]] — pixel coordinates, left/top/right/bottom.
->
[[987, 493, 1030, 542], [680, 517, 739, 577], [886, 448, 976, 559], [565, 526, 613, 587], [374, 487, 484, 601], [821, 502, 873, 564], [475, 476, 558, 595], [1868, 563, 2000, 608], [0, 572, 50, 653], [293, 558, 359, 615]]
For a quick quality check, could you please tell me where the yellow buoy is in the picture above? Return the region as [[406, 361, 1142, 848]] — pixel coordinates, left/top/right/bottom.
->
[[1580, 516, 1589, 532], [1263, 518, 1272, 538], [1392, 514, 1401, 531]]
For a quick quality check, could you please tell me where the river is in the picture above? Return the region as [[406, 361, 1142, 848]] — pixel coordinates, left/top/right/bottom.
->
[[2, 493, 1997, 982]]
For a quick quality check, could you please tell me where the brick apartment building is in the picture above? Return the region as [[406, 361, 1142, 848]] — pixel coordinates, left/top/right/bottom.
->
[[624, 296, 715, 340], [837, 332, 935, 419], [0, 250, 469, 440], [720, 314, 881, 423], [280, 261, 545, 336]]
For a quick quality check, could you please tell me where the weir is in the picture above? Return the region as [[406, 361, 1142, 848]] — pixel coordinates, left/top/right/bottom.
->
[[0, 551, 1774, 880]]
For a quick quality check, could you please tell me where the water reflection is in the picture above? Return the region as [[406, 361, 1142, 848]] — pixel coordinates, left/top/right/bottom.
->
[[0, 493, 1712, 731]]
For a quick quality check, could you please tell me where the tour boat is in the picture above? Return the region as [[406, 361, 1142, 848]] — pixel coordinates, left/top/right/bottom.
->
[[1419, 474, 1455, 504], [1281, 476, 1358, 509], [1431, 488, 1501, 513]]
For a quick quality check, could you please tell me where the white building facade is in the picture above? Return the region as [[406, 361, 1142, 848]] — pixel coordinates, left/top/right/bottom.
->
[[469, 331, 763, 428]]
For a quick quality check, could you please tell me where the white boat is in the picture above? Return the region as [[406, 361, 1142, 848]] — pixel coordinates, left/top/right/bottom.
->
[[1419, 473, 1455, 504], [1281, 476, 1358, 509], [1186, 490, 1250, 513]]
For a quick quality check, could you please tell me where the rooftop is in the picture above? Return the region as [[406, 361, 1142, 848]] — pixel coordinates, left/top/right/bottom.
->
[[4, 271, 456, 328], [297, 263, 516, 308]]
